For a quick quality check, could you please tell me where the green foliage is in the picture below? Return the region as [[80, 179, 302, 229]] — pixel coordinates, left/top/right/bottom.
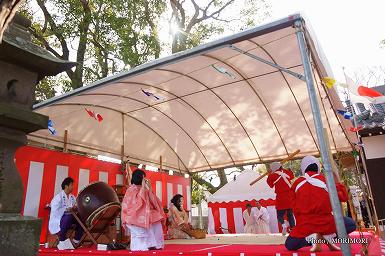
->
[[35, 77, 56, 103], [22, 0, 166, 94]]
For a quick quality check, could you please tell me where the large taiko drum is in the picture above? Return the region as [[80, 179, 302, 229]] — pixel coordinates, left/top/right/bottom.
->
[[76, 182, 120, 227]]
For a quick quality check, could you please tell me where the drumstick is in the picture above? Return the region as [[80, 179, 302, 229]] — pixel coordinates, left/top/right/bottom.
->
[[249, 149, 301, 186]]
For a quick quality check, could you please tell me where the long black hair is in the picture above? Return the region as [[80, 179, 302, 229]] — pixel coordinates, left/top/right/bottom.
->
[[171, 194, 183, 211], [131, 169, 146, 185]]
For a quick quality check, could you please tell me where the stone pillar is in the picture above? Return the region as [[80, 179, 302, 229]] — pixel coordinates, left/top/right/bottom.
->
[[0, 14, 75, 256]]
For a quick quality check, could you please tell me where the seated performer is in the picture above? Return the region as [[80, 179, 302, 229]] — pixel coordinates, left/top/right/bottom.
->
[[254, 200, 270, 234], [243, 203, 258, 234], [267, 162, 295, 235], [167, 194, 192, 239], [48, 177, 83, 250], [285, 156, 357, 252], [121, 169, 165, 251]]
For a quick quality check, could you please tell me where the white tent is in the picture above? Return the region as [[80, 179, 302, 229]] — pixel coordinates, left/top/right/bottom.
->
[[208, 170, 275, 203], [207, 170, 279, 234], [30, 14, 354, 174]]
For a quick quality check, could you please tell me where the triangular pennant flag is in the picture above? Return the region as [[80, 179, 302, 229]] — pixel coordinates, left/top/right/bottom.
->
[[336, 109, 353, 120], [48, 119, 56, 135], [142, 89, 153, 97], [322, 77, 336, 89], [85, 108, 95, 118], [350, 126, 363, 132], [96, 113, 103, 122]]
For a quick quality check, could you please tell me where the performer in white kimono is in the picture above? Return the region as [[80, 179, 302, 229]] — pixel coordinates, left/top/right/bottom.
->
[[243, 203, 258, 233], [48, 177, 83, 250], [254, 200, 270, 234]]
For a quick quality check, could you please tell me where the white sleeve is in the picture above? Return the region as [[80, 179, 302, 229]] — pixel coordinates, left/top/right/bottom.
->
[[261, 208, 269, 222]]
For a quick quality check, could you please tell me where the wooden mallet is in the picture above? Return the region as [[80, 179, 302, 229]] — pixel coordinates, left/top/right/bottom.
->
[[249, 149, 301, 186]]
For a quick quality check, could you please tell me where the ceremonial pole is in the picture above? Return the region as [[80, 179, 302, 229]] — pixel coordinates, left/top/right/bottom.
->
[[295, 20, 351, 256]]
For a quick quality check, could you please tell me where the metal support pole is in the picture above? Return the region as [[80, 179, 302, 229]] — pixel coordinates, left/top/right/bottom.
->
[[294, 20, 351, 255]]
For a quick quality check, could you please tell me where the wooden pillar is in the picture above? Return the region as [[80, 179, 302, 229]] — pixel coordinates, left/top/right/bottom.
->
[[160, 156, 163, 172], [63, 130, 68, 152]]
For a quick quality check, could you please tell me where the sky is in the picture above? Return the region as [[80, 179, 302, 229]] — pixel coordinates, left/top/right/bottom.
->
[[268, 0, 385, 83]]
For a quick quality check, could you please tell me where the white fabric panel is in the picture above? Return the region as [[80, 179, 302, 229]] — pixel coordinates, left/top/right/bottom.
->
[[219, 208, 228, 234], [362, 135, 385, 159], [186, 186, 191, 210], [78, 169, 90, 193], [208, 170, 275, 202], [24, 161, 44, 217], [233, 208, 245, 233], [116, 174, 123, 185], [177, 184, 183, 195], [54, 165, 68, 195], [267, 206, 279, 233], [156, 181, 162, 201], [99, 171, 108, 183], [207, 207, 215, 234], [167, 183, 173, 206]]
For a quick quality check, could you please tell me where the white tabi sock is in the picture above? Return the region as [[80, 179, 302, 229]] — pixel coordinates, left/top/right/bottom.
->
[[57, 239, 75, 250]]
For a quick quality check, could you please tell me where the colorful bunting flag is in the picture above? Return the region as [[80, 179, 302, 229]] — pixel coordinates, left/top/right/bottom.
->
[[84, 108, 103, 122], [211, 65, 236, 79], [336, 109, 353, 120], [141, 89, 162, 100], [349, 126, 363, 132], [322, 77, 336, 89], [48, 119, 56, 135], [353, 142, 364, 148]]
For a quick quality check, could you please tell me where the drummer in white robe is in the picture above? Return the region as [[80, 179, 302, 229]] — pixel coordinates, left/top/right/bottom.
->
[[243, 203, 258, 233], [254, 200, 270, 234], [48, 177, 83, 250]]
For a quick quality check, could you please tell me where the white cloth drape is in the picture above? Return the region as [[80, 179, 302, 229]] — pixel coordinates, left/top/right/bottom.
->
[[295, 173, 327, 193], [126, 222, 164, 251]]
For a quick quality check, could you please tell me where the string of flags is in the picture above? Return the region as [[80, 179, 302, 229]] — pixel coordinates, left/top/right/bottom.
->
[[336, 109, 353, 120], [141, 89, 162, 100], [85, 108, 103, 122], [48, 120, 56, 135], [322, 75, 385, 104]]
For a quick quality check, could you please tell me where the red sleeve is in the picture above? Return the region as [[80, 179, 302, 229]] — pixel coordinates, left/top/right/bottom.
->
[[284, 169, 294, 181], [336, 183, 348, 202], [291, 177, 303, 192], [267, 173, 276, 188]]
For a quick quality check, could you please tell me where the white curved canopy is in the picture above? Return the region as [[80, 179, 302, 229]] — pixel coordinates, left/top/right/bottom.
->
[[31, 14, 354, 173]]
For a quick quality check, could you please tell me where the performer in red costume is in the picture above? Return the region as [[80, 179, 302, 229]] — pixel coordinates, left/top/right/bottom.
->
[[285, 156, 356, 252], [267, 162, 295, 235]]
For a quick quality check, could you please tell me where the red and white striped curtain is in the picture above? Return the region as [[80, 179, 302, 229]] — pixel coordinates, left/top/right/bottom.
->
[[208, 199, 279, 234], [15, 146, 191, 242]]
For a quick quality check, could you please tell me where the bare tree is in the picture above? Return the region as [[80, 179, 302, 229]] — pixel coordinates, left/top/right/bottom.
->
[[169, 0, 270, 53], [353, 66, 385, 87]]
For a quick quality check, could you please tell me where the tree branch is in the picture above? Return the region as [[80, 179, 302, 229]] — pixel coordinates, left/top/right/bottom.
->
[[29, 27, 62, 59], [35, 0, 70, 59]]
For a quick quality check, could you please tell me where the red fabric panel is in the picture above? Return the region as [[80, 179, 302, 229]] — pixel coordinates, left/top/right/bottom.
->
[[210, 206, 224, 234], [15, 146, 190, 243], [225, 207, 235, 233], [38, 161, 56, 242]]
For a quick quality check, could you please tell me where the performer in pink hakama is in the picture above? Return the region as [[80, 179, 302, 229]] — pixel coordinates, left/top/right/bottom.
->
[[121, 169, 166, 251]]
